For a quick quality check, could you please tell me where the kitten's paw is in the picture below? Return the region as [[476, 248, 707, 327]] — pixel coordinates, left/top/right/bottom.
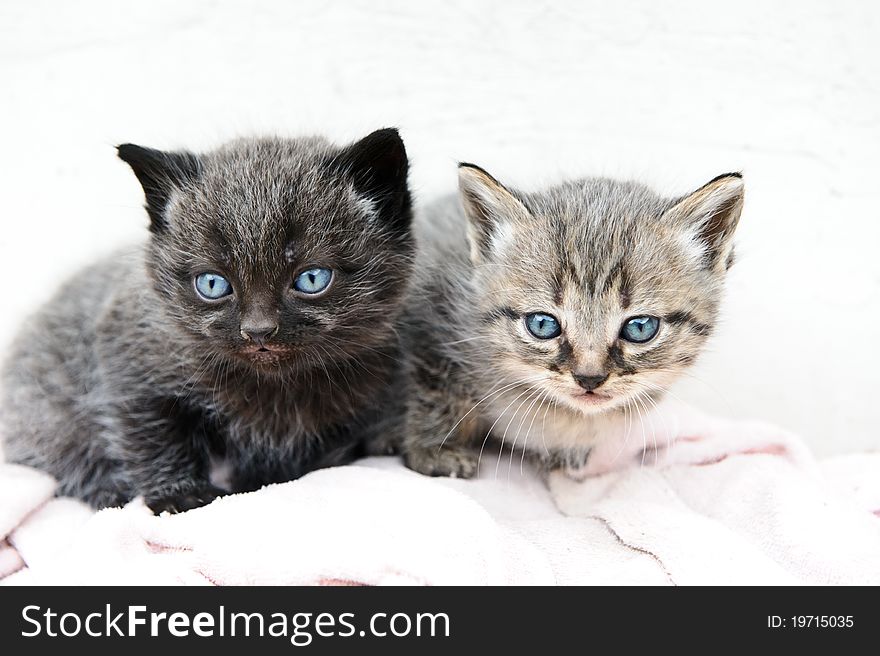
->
[[145, 484, 226, 514], [72, 483, 131, 510], [543, 448, 592, 481], [85, 489, 132, 510], [559, 463, 590, 482], [404, 445, 479, 479]]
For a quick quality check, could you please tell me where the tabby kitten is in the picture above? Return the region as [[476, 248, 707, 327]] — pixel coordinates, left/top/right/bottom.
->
[[1, 129, 413, 512], [401, 164, 743, 478]]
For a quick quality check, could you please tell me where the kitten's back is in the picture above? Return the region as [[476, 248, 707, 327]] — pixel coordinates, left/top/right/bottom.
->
[[0, 248, 142, 502]]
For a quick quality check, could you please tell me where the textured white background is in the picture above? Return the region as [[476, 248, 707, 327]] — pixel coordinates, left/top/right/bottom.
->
[[0, 1, 877, 455]]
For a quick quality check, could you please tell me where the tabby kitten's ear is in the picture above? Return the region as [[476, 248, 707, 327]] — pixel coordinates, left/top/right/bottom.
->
[[458, 163, 532, 264], [117, 144, 202, 234], [332, 128, 410, 233], [664, 172, 744, 271]]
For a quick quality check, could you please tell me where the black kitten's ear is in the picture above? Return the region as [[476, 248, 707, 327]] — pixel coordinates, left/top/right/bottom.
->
[[458, 163, 532, 264], [664, 172, 744, 271], [117, 144, 202, 233], [332, 128, 411, 232]]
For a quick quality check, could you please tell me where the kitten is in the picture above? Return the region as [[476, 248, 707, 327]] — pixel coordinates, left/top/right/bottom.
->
[[1, 129, 413, 512], [400, 163, 743, 478]]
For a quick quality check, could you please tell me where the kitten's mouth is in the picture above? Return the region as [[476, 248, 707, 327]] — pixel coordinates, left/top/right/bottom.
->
[[570, 391, 613, 406], [237, 344, 291, 364]]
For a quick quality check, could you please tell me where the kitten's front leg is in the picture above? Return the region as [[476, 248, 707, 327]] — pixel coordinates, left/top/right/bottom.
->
[[116, 398, 226, 514], [405, 441, 481, 479], [546, 409, 666, 481], [402, 390, 482, 479], [542, 448, 593, 481], [144, 484, 225, 514], [228, 424, 364, 493], [229, 448, 300, 493]]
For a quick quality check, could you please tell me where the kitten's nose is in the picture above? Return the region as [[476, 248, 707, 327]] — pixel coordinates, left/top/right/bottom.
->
[[240, 323, 279, 345], [573, 373, 608, 392]]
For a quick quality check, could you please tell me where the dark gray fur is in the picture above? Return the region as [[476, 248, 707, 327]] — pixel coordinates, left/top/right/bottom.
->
[[1, 129, 413, 512]]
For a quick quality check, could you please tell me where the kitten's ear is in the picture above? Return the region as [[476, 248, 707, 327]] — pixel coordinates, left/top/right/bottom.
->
[[664, 172, 744, 271], [332, 128, 411, 233], [117, 144, 202, 233], [458, 163, 532, 264]]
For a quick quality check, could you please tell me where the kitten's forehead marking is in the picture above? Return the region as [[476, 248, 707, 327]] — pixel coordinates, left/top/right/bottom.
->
[[596, 257, 632, 304], [284, 242, 297, 264], [349, 187, 379, 223]]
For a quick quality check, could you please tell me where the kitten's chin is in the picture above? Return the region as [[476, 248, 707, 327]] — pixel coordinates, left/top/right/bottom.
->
[[233, 346, 294, 368], [562, 390, 619, 415]]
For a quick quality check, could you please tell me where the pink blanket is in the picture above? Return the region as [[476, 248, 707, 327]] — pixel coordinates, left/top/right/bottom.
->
[[2, 402, 879, 585]]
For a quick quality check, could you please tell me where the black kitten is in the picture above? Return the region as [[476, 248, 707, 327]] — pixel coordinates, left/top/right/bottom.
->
[[1, 129, 413, 513]]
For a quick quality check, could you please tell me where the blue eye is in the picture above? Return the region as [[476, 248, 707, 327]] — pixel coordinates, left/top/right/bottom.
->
[[194, 273, 232, 300], [294, 267, 333, 295], [525, 312, 561, 339], [620, 316, 660, 343]]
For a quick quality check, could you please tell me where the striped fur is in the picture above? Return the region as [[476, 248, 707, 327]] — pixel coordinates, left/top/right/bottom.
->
[[400, 164, 743, 478]]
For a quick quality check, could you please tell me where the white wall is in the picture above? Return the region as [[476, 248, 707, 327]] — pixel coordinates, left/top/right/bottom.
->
[[1, 0, 877, 456]]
